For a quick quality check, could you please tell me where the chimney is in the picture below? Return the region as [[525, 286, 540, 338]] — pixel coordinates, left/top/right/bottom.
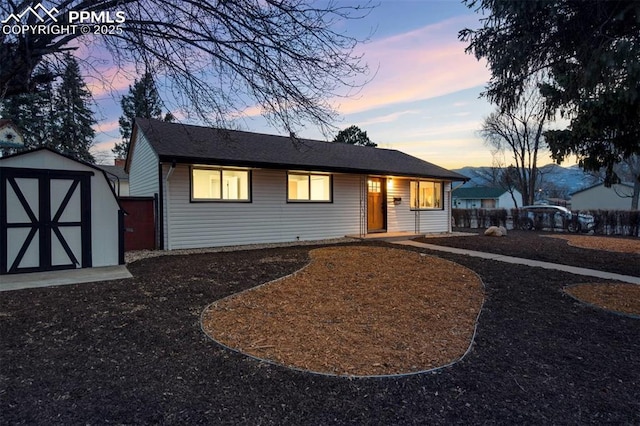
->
[[114, 158, 126, 167]]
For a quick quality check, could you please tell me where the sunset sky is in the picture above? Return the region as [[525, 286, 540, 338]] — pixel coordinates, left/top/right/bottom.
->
[[88, 0, 560, 169]]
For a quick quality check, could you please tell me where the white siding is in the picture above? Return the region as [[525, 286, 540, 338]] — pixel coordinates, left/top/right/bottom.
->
[[164, 166, 362, 249], [498, 191, 520, 209], [128, 131, 159, 197], [571, 184, 634, 210], [386, 178, 450, 234], [0, 149, 120, 268], [90, 173, 121, 267]]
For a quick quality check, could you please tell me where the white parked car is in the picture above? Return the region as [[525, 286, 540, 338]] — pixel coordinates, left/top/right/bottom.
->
[[519, 205, 595, 233]]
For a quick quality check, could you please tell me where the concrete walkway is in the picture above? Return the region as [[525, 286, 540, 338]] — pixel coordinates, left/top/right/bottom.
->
[[0, 265, 133, 292], [394, 240, 640, 285]]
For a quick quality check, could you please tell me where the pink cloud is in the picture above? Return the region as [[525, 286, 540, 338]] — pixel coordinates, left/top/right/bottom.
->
[[337, 16, 490, 114], [94, 119, 120, 134], [67, 37, 138, 98]]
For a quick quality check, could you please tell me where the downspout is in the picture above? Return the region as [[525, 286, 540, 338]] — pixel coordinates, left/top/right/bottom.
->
[[102, 169, 121, 197], [165, 160, 176, 250]]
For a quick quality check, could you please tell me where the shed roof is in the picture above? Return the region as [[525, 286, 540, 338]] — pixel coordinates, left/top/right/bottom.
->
[[129, 118, 468, 181], [0, 147, 122, 204], [452, 186, 509, 199]]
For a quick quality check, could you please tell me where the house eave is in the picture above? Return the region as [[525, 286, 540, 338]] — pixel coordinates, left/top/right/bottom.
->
[[157, 154, 469, 182]]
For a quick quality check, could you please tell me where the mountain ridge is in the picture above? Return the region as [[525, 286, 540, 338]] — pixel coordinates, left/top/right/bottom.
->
[[452, 164, 602, 198]]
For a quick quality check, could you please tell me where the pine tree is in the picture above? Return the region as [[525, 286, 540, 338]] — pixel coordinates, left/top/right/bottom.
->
[[52, 54, 96, 163], [114, 72, 171, 158], [0, 64, 56, 155], [30, 64, 57, 149]]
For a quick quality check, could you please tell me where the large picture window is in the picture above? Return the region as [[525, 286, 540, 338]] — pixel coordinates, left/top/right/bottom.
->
[[410, 181, 443, 210], [191, 167, 250, 201], [287, 172, 332, 202]]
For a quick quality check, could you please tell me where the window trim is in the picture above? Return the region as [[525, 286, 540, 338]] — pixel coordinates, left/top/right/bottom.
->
[[190, 166, 252, 203], [410, 180, 444, 211], [286, 171, 333, 203]]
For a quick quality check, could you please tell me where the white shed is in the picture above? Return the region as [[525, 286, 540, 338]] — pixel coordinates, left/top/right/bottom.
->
[[0, 148, 124, 275]]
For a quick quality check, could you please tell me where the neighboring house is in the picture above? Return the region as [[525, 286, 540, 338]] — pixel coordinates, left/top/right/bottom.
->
[[452, 186, 521, 209], [126, 118, 468, 250], [570, 182, 636, 210], [0, 147, 124, 275], [0, 119, 25, 149], [97, 159, 130, 196]]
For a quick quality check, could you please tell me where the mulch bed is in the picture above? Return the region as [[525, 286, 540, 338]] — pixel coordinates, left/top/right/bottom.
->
[[544, 234, 640, 254], [202, 246, 484, 376], [565, 283, 640, 318], [1, 235, 639, 424]]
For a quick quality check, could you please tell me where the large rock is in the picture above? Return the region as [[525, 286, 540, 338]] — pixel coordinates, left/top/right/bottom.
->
[[484, 226, 507, 237]]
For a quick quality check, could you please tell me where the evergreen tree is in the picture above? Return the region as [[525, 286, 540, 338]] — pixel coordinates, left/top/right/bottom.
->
[[29, 64, 57, 149], [114, 72, 172, 158], [0, 64, 56, 155], [460, 0, 640, 183], [52, 54, 96, 163], [332, 125, 377, 147]]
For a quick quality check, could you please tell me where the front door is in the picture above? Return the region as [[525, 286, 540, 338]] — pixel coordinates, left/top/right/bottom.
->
[[1, 168, 92, 275], [367, 177, 386, 232]]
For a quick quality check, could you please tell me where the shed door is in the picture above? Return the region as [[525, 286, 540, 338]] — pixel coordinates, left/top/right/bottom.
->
[[1, 167, 92, 275]]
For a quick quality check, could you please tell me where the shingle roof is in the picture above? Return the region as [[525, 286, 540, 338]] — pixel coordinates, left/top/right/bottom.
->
[[131, 118, 468, 181], [452, 187, 508, 199], [97, 164, 128, 180], [570, 182, 634, 196]]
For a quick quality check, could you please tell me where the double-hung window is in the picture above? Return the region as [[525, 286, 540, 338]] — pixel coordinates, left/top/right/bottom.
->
[[191, 167, 250, 201], [410, 180, 443, 210], [287, 172, 332, 202]]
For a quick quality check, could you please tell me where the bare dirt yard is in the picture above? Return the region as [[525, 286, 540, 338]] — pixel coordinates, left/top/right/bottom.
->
[[1, 235, 639, 424]]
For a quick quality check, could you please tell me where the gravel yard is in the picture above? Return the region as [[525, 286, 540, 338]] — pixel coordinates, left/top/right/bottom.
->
[[1, 233, 639, 424]]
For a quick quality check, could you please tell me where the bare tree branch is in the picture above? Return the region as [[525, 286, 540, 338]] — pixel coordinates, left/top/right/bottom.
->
[[1, 0, 374, 133]]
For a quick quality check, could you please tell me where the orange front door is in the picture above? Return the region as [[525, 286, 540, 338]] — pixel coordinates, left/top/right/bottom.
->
[[367, 178, 385, 232]]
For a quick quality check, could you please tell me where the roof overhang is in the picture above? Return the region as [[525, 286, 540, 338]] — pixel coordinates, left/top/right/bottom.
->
[[157, 154, 469, 181]]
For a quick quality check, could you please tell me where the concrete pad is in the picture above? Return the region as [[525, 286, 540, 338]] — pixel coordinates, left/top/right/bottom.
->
[[0, 265, 133, 292], [346, 231, 425, 241], [346, 231, 476, 242]]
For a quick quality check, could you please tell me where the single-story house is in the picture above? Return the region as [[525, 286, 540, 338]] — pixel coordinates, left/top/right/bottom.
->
[[97, 159, 129, 196], [125, 118, 469, 250], [571, 182, 637, 210], [0, 147, 124, 275], [452, 186, 521, 209]]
